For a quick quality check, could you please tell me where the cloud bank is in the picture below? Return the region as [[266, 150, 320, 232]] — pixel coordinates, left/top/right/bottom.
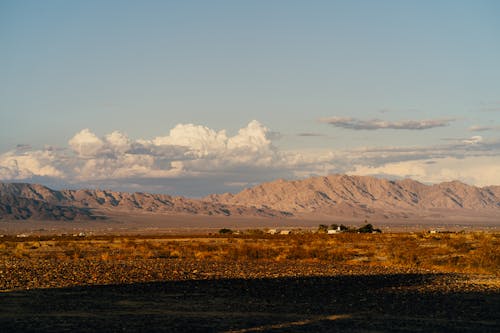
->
[[0, 121, 499, 195], [0, 121, 293, 194], [320, 117, 453, 130]]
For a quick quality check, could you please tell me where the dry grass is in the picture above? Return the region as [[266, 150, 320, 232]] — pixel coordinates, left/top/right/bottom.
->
[[1, 232, 498, 275]]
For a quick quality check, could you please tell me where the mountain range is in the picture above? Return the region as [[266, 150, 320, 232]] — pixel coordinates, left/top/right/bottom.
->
[[207, 175, 500, 219], [1, 175, 499, 221], [0, 183, 289, 220]]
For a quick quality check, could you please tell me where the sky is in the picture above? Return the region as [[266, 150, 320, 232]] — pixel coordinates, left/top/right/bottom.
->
[[1, 0, 499, 196]]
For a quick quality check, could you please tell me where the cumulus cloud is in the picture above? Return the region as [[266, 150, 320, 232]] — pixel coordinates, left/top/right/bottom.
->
[[105, 131, 132, 154], [1, 120, 499, 195], [151, 123, 228, 157], [228, 120, 272, 152], [319, 117, 453, 130], [69, 129, 105, 157], [0, 121, 289, 190], [0, 150, 63, 179]]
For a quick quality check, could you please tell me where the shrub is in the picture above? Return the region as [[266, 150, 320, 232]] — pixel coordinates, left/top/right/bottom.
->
[[358, 224, 374, 233], [318, 224, 328, 233]]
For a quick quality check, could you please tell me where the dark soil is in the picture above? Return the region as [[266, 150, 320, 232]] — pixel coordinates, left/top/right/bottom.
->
[[1, 271, 499, 332]]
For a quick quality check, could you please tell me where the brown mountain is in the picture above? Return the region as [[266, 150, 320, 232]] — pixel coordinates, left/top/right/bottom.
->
[[0, 195, 96, 220], [0, 183, 96, 220], [1, 175, 499, 221], [206, 174, 500, 219], [0, 183, 288, 220]]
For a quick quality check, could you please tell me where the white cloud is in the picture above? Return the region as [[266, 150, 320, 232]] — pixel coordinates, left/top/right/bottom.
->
[[105, 131, 131, 153], [350, 156, 500, 187], [0, 150, 63, 179], [227, 120, 271, 151], [462, 136, 482, 145], [69, 129, 105, 157], [0, 121, 286, 185], [1, 120, 499, 195], [468, 125, 500, 132], [151, 123, 228, 157]]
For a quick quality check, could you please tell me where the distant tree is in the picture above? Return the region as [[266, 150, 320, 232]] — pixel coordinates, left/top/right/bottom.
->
[[339, 224, 349, 231], [330, 223, 339, 230], [318, 224, 328, 233], [218, 228, 233, 235], [358, 224, 374, 233], [245, 229, 265, 236]]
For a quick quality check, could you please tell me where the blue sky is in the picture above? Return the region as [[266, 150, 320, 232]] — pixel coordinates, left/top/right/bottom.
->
[[1, 1, 499, 195]]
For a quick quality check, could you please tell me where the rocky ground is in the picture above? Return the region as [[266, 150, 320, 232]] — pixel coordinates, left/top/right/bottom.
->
[[0, 257, 438, 291], [1, 257, 499, 332]]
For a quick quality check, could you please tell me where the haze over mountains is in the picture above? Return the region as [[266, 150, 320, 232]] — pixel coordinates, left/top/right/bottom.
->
[[1, 175, 499, 221]]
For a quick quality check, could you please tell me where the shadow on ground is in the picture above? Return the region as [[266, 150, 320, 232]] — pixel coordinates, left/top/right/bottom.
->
[[1, 273, 499, 332]]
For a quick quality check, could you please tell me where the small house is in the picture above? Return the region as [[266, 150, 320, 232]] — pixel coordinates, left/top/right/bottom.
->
[[327, 226, 342, 234]]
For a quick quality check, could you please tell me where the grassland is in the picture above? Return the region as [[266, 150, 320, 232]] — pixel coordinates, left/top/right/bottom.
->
[[1, 231, 499, 332], [1, 231, 498, 290], [3, 232, 499, 272]]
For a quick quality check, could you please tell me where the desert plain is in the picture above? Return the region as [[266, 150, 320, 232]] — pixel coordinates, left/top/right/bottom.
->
[[1, 227, 499, 332], [1, 176, 499, 331], [3, 1, 500, 331]]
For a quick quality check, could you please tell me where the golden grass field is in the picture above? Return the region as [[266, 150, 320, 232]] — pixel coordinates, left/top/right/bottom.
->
[[2, 231, 498, 275], [1, 231, 499, 332]]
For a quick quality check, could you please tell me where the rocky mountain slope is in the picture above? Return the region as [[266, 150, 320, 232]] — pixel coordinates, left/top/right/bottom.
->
[[0, 195, 96, 220], [0, 183, 289, 220], [1, 175, 499, 221], [206, 174, 500, 218]]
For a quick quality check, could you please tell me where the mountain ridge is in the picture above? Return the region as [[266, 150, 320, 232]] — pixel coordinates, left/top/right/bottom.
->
[[1, 174, 499, 221], [206, 174, 500, 218], [0, 183, 290, 220]]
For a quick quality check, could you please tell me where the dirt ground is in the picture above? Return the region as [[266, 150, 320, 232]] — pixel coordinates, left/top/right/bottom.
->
[[1, 270, 499, 332], [1, 211, 499, 235], [1, 233, 499, 332]]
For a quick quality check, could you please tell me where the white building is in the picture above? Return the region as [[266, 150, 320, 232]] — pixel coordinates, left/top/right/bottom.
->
[[328, 226, 342, 234]]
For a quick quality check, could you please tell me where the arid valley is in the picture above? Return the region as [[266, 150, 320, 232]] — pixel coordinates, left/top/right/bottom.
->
[[1, 175, 499, 332], [3, 2, 500, 331], [2, 174, 500, 233], [1, 232, 499, 332]]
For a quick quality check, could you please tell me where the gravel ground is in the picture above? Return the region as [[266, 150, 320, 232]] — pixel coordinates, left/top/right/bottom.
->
[[1, 257, 440, 291], [1, 258, 499, 332]]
